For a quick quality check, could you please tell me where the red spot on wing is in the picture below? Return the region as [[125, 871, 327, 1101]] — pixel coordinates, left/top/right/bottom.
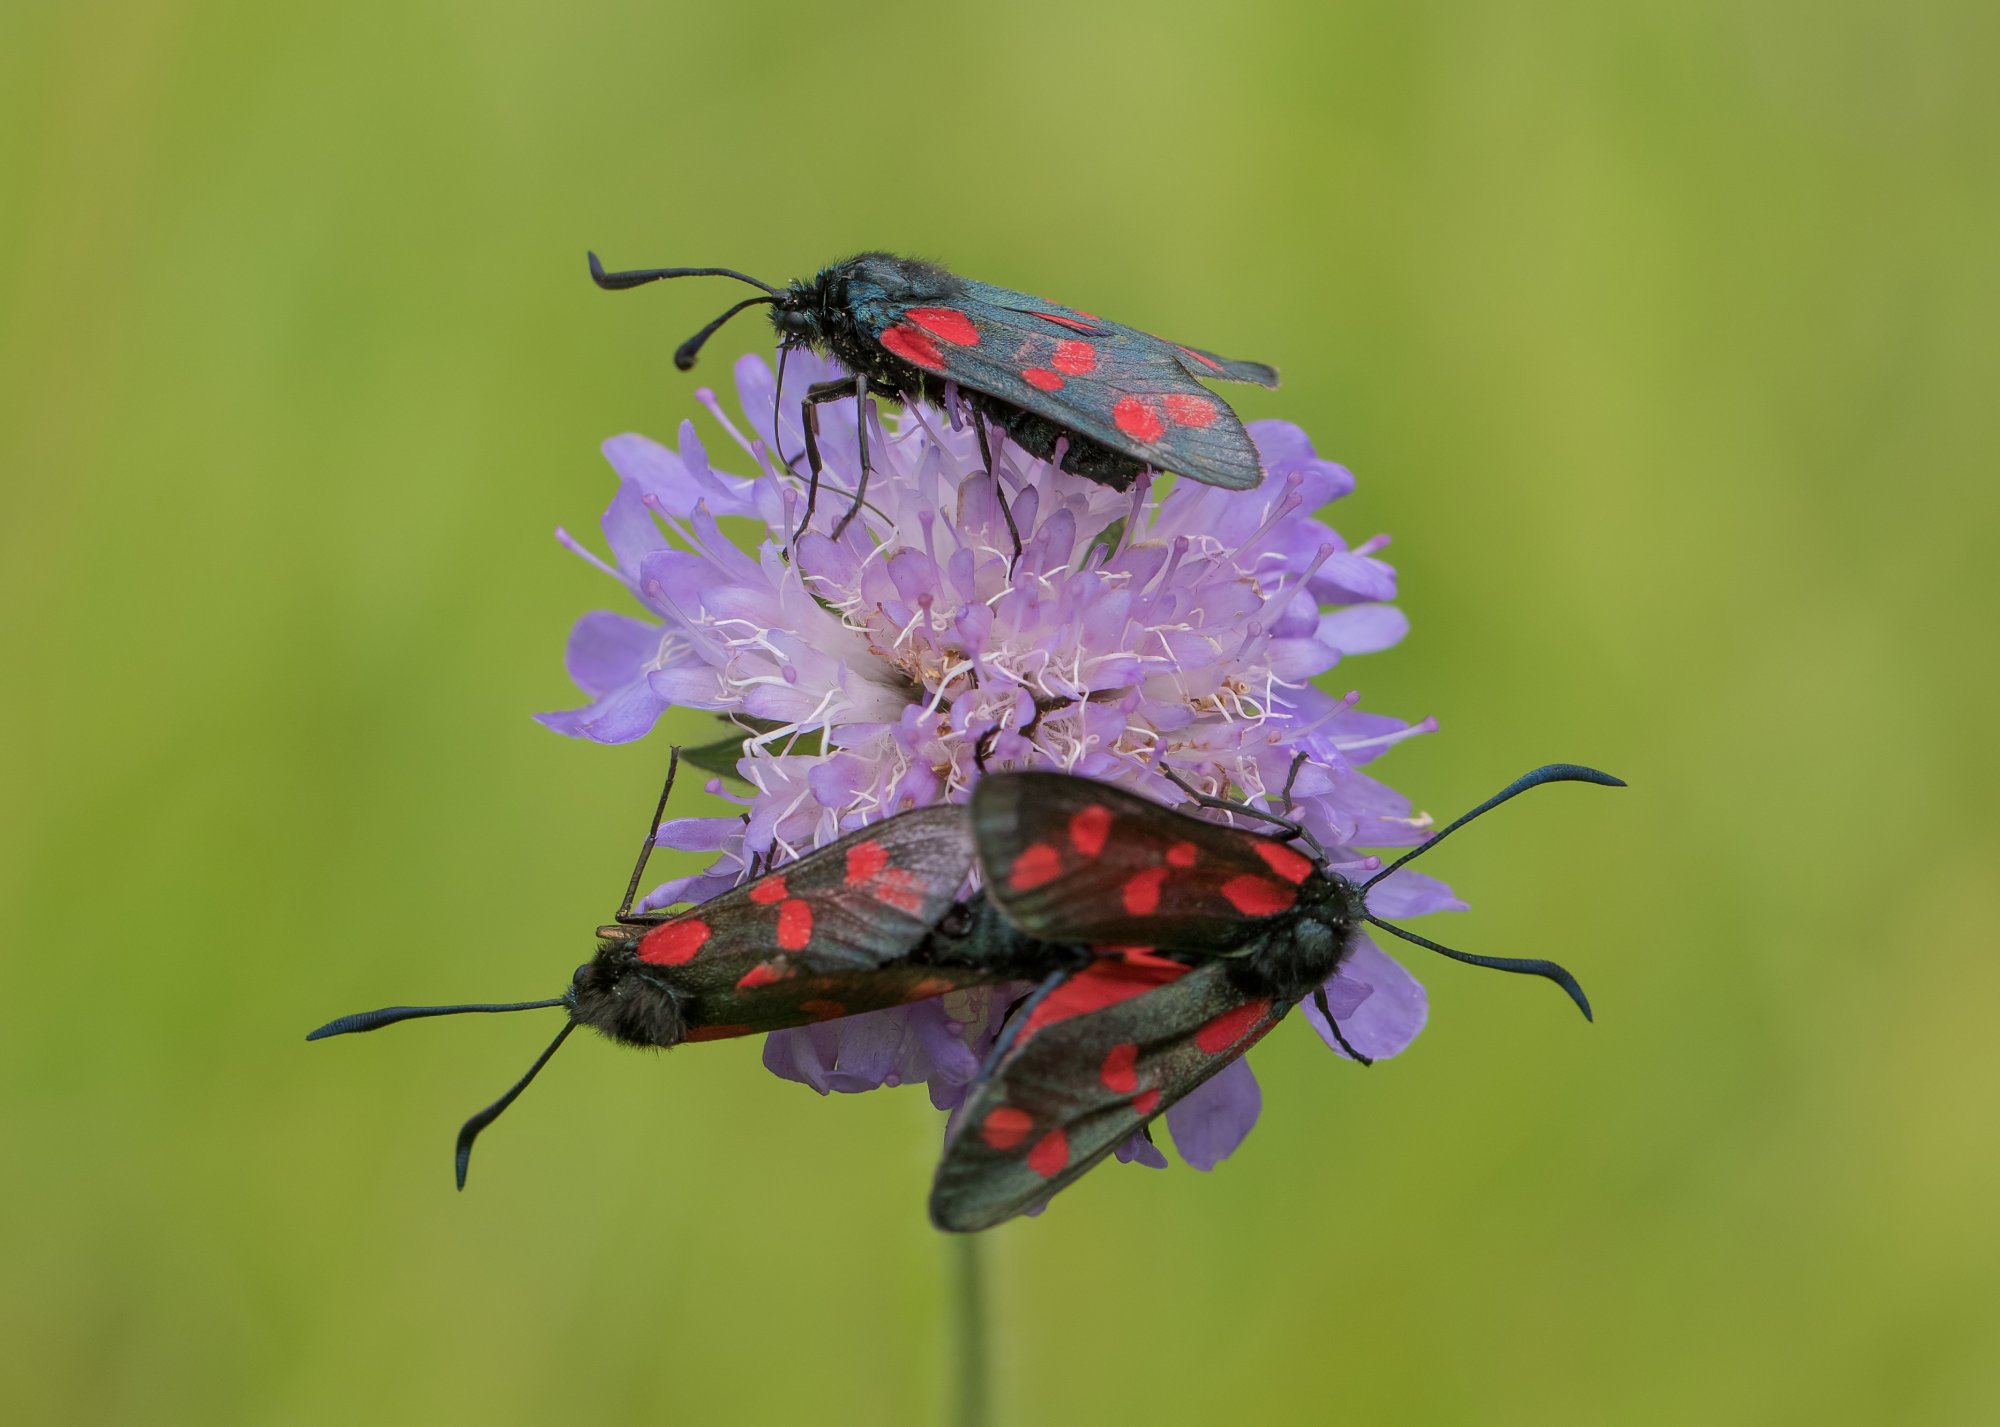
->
[[1221, 874, 1295, 917], [846, 839, 888, 886], [872, 866, 927, 915], [638, 917, 710, 966], [881, 325, 945, 370], [904, 976, 959, 1001], [981, 1105, 1033, 1151], [1122, 866, 1168, 916], [1023, 952, 1187, 1037], [1113, 396, 1166, 443], [748, 875, 788, 906], [1009, 842, 1062, 891], [800, 999, 846, 1021], [684, 1023, 753, 1043], [1132, 1089, 1161, 1115], [1163, 393, 1218, 428], [1100, 1043, 1139, 1093], [776, 898, 814, 950], [1028, 1129, 1070, 1179], [1253, 841, 1315, 885], [1068, 804, 1112, 858], [1177, 344, 1224, 371], [1023, 367, 1063, 391], [1037, 312, 1098, 332], [1051, 340, 1097, 376], [1196, 998, 1272, 1054], [905, 307, 979, 346], [734, 962, 788, 990], [1166, 840, 1198, 868]]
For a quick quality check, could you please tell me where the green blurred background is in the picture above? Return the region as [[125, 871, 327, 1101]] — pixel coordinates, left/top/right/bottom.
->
[[4, 0, 1994, 1421]]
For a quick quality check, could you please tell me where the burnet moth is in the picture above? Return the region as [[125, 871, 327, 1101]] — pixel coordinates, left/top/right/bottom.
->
[[306, 751, 1064, 1187], [586, 251, 1279, 537], [928, 763, 1625, 1232]]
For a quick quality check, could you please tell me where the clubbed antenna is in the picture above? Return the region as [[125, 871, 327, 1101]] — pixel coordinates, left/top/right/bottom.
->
[[587, 252, 779, 295], [671, 294, 779, 371], [455, 1022, 579, 1189], [1361, 763, 1625, 1020], [306, 998, 567, 1040], [1364, 763, 1624, 891], [587, 252, 782, 372]]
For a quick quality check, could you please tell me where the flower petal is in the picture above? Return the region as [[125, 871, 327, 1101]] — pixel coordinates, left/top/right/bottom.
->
[[1320, 603, 1410, 655], [561, 611, 660, 698], [761, 1002, 979, 1096], [1115, 1131, 1169, 1169], [1165, 1055, 1262, 1171], [533, 676, 669, 744], [1304, 933, 1429, 1061], [1361, 866, 1468, 919]]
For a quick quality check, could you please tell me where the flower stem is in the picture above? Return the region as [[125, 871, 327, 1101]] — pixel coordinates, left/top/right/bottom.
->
[[948, 1232, 991, 1427]]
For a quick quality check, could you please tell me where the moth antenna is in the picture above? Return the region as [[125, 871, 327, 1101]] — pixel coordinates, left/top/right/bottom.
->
[[306, 998, 567, 1040], [772, 343, 797, 480], [673, 295, 780, 372], [587, 252, 780, 295], [455, 1021, 579, 1189], [1367, 915, 1593, 1021], [1362, 763, 1624, 891]]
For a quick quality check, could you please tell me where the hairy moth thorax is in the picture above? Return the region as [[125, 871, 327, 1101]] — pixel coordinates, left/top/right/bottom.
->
[[1227, 873, 1370, 1005], [568, 936, 689, 1049]]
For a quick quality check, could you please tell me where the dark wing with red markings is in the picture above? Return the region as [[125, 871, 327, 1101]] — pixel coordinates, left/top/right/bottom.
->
[[970, 773, 1317, 954], [853, 282, 1276, 491], [929, 954, 1288, 1231], [635, 805, 975, 979]]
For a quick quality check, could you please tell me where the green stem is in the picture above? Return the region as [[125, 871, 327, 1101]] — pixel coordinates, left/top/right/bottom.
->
[[948, 1232, 991, 1427]]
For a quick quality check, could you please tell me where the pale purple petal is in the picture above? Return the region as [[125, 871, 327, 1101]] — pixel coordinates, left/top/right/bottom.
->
[[1320, 603, 1410, 655], [1303, 934, 1429, 1061], [1313, 550, 1398, 603], [1165, 1056, 1262, 1171], [1114, 1131, 1169, 1169], [533, 677, 669, 744], [1362, 866, 1468, 918], [653, 816, 739, 853], [762, 1001, 979, 1095], [563, 611, 659, 698]]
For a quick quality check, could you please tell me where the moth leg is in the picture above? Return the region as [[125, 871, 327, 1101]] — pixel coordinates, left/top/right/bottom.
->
[[797, 376, 869, 539], [1313, 986, 1374, 1067], [798, 400, 826, 541], [972, 410, 1023, 570], [1277, 750, 1311, 816], [1159, 763, 1331, 866], [615, 747, 683, 924], [832, 372, 872, 538]]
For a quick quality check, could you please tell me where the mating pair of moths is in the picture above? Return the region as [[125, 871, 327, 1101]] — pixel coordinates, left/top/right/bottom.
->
[[312, 761, 1621, 1231]]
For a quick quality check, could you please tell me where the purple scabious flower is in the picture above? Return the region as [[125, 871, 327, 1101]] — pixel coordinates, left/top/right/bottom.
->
[[541, 350, 1463, 1171]]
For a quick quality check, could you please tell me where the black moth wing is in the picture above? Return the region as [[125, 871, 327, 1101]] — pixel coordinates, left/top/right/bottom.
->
[[971, 772, 1318, 954], [959, 279, 1279, 388], [636, 805, 975, 983], [930, 955, 1288, 1231], [851, 281, 1274, 491]]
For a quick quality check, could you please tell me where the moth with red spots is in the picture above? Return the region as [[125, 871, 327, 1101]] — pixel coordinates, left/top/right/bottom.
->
[[587, 251, 1280, 535], [928, 764, 1625, 1232], [306, 752, 1067, 1187]]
